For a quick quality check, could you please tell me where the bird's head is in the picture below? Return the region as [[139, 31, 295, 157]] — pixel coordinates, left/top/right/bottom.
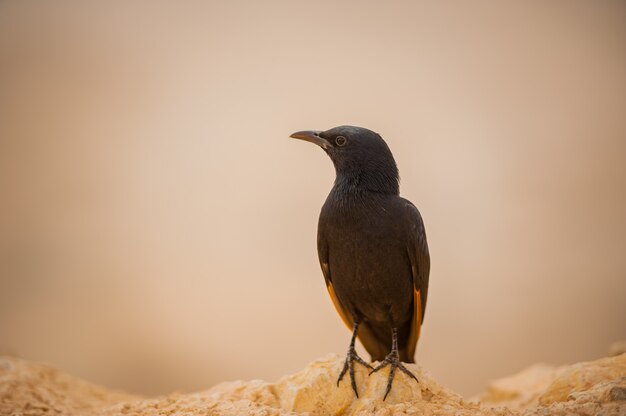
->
[[290, 125, 399, 195]]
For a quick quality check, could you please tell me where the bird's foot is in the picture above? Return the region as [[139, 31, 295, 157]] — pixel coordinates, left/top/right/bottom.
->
[[337, 346, 373, 398], [369, 350, 419, 401]]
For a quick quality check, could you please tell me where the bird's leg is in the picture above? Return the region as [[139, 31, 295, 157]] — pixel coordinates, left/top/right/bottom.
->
[[369, 327, 419, 401], [337, 320, 373, 397]]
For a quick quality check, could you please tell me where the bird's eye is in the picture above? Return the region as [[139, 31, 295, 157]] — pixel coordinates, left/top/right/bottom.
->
[[335, 136, 347, 147]]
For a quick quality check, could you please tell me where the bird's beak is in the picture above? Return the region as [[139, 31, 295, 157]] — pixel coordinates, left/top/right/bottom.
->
[[289, 130, 330, 150]]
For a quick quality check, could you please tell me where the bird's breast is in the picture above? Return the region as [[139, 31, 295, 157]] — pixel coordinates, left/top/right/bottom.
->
[[320, 199, 413, 325]]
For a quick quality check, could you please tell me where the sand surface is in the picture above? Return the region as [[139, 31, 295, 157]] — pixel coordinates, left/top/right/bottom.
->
[[1, 352, 625, 415]]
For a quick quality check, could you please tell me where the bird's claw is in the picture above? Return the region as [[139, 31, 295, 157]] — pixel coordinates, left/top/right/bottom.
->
[[369, 351, 419, 401], [337, 347, 372, 398]]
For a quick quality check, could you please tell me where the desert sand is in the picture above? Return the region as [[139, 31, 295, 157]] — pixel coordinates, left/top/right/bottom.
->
[[1, 350, 625, 415]]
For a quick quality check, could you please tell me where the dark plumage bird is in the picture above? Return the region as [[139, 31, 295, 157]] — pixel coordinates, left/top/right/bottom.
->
[[290, 126, 430, 400]]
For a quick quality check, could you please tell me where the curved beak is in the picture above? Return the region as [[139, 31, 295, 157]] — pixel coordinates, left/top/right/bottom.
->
[[289, 130, 330, 149]]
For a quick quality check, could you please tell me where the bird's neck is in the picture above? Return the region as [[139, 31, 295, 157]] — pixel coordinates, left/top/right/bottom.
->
[[332, 168, 400, 196]]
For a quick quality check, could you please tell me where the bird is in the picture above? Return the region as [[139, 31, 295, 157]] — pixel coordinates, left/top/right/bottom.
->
[[290, 125, 430, 400]]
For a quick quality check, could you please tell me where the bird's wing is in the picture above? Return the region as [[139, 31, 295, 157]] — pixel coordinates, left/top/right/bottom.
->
[[318, 233, 389, 361], [319, 260, 354, 330], [317, 231, 354, 330], [404, 201, 430, 360]]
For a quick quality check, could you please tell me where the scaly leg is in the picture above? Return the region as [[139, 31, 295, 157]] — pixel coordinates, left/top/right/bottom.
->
[[337, 321, 373, 397], [369, 327, 419, 400]]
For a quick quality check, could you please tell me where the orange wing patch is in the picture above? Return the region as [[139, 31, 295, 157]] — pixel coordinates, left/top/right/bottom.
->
[[321, 261, 354, 330], [406, 289, 422, 359], [327, 281, 354, 330]]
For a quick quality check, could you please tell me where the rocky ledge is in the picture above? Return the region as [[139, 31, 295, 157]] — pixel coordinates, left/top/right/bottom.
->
[[1, 351, 625, 415]]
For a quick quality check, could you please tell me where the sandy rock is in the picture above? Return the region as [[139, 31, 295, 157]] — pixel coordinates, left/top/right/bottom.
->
[[206, 354, 472, 415], [477, 352, 626, 415], [0, 356, 139, 415], [537, 353, 626, 406], [477, 363, 567, 409], [1, 352, 625, 415], [268, 354, 465, 414]]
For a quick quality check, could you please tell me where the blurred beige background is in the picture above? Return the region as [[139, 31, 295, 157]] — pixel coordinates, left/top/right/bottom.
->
[[1, 0, 625, 397]]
